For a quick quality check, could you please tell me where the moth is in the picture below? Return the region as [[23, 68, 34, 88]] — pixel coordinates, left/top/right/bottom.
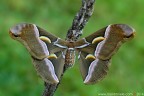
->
[[9, 23, 135, 84]]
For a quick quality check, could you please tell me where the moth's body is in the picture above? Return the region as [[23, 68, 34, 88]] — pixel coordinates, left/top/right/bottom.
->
[[53, 40, 76, 67], [9, 23, 135, 84], [53, 38, 90, 67], [65, 48, 75, 67]]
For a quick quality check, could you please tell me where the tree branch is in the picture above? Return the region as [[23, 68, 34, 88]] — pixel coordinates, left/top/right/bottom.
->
[[42, 0, 96, 96], [66, 0, 96, 41]]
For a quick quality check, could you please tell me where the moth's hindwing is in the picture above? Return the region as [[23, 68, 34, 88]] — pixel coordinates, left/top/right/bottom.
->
[[47, 51, 65, 79], [32, 58, 59, 84], [84, 59, 110, 84], [78, 52, 94, 80]]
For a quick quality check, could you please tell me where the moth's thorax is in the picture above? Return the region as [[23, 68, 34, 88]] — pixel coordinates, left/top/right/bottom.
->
[[65, 41, 75, 48], [65, 47, 75, 67]]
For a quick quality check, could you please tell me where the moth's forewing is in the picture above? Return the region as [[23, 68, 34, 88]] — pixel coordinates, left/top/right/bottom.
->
[[9, 23, 49, 60], [37, 26, 67, 48], [37, 26, 59, 42], [84, 27, 107, 42], [40, 38, 66, 55], [84, 59, 110, 84], [95, 24, 135, 60], [76, 27, 106, 54], [32, 58, 59, 84]]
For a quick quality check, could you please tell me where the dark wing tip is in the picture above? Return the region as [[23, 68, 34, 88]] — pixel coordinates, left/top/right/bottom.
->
[[9, 23, 36, 37], [113, 24, 135, 39], [10, 23, 26, 36]]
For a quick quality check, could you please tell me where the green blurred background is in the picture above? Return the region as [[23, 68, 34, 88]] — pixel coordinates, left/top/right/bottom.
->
[[0, 0, 144, 96]]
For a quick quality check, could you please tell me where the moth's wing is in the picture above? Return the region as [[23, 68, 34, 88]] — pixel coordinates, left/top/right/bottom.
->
[[78, 49, 110, 84], [78, 52, 94, 80], [37, 26, 59, 42], [48, 51, 65, 79], [77, 24, 135, 84], [75, 26, 107, 54], [32, 58, 59, 84], [9, 23, 49, 60], [32, 50, 65, 82], [76, 27, 107, 82], [85, 26, 107, 43], [37, 26, 66, 79], [9, 23, 60, 83], [84, 59, 110, 84], [95, 24, 135, 60], [37, 26, 67, 54]]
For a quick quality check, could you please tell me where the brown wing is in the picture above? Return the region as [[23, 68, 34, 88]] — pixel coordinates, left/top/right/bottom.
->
[[78, 52, 93, 80], [9, 23, 49, 60], [9, 23, 67, 83], [32, 58, 59, 84], [77, 24, 135, 84], [95, 24, 135, 60], [76, 27, 107, 83], [84, 59, 110, 84], [37, 25, 66, 79], [75, 26, 107, 54]]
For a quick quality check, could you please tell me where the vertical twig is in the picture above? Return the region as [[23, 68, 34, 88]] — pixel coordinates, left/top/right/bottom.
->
[[66, 0, 96, 41], [42, 0, 96, 96]]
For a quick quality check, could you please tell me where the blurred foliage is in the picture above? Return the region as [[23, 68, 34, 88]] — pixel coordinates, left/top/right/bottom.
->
[[0, 0, 144, 96]]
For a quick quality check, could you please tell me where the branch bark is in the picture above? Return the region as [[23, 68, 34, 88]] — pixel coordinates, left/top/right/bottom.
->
[[66, 0, 96, 41], [42, 0, 96, 96]]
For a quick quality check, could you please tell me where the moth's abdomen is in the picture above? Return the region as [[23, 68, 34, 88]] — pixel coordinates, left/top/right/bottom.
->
[[65, 49, 75, 68]]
